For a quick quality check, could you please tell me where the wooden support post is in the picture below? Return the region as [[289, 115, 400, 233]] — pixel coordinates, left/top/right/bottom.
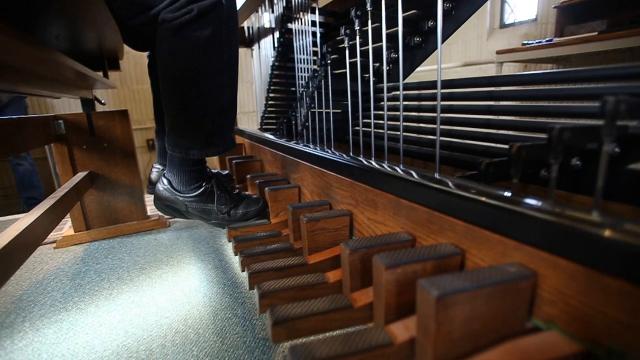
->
[[53, 111, 148, 231], [239, 200, 331, 271], [246, 209, 352, 289], [415, 263, 536, 360], [246, 172, 278, 194], [270, 241, 462, 344]]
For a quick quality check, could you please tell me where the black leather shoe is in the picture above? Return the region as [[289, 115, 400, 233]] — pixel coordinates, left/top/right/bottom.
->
[[148, 164, 234, 195], [153, 171, 266, 226], [147, 163, 165, 194]]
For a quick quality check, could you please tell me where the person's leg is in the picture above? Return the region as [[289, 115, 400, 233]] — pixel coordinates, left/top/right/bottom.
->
[[147, 52, 167, 167], [146, 52, 168, 194], [9, 153, 45, 211]]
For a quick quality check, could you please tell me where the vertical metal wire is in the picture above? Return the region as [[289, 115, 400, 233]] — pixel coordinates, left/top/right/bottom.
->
[[397, 0, 404, 167], [343, 27, 354, 156], [316, 2, 327, 148], [381, 0, 388, 163], [293, 0, 302, 142], [327, 46, 335, 150], [366, 0, 375, 160], [435, 0, 443, 177], [306, 0, 314, 144], [354, 13, 363, 157]]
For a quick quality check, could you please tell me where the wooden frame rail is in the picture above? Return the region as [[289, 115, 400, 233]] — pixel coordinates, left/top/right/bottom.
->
[[0, 171, 93, 286]]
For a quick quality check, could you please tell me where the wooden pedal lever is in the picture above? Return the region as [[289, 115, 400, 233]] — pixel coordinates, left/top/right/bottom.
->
[[245, 209, 352, 289], [246, 172, 278, 194], [256, 231, 419, 313], [238, 200, 332, 271], [225, 154, 253, 172], [289, 260, 535, 360], [226, 184, 300, 242], [231, 158, 263, 190], [256, 178, 289, 199], [465, 330, 584, 360], [415, 263, 536, 360], [271, 243, 461, 344]]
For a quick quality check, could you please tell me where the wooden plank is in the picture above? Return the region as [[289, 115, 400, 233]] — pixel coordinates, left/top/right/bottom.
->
[[466, 330, 584, 360], [265, 184, 301, 223], [232, 159, 263, 186], [53, 110, 148, 230], [0, 114, 59, 156], [302, 210, 352, 257], [55, 215, 169, 249], [0, 171, 93, 287], [0, 23, 115, 98], [416, 264, 536, 360], [243, 138, 640, 354]]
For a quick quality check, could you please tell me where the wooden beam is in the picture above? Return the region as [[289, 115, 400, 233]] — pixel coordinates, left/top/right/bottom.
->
[[0, 23, 115, 99], [55, 215, 169, 249], [0, 171, 94, 287], [0, 114, 60, 156]]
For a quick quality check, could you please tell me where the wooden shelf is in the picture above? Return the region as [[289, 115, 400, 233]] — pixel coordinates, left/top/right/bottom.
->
[[495, 28, 640, 64], [0, 23, 116, 99]]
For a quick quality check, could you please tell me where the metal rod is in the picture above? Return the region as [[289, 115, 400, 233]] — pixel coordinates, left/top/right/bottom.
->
[[354, 10, 364, 157], [342, 26, 354, 155], [367, 0, 375, 160], [381, 0, 388, 163], [312, 2, 319, 145], [316, 2, 326, 148], [293, 0, 302, 141], [44, 144, 61, 189], [397, 0, 404, 166], [327, 46, 335, 150], [435, 0, 443, 176]]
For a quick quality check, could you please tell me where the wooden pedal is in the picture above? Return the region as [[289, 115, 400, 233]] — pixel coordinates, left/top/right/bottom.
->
[[256, 177, 289, 198], [231, 158, 263, 187], [465, 330, 584, 360], [246, 209, 352, 289], [238, 200, 331, 271], [273, 242, 461, 344], [416, 263, 536, 360], [225, 184, 301, 242], [231, 230, 288, 255], [246, 172, 278, 194], [225, 154, 253, 172], [257, 231, 417, 313]]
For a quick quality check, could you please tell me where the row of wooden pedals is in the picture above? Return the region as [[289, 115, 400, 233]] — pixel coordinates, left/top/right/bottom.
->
[[219, 152, 585, 360]]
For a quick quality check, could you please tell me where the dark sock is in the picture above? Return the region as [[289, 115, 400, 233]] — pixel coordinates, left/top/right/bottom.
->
[[156, 138, 168, 167], [165, 154, 207, 193]]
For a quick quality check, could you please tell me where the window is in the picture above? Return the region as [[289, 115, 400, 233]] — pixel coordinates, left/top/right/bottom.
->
[[501, 0, 538, 28]]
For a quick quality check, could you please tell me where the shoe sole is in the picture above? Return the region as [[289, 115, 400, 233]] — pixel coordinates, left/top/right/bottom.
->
[[154, 197, 267, 229]]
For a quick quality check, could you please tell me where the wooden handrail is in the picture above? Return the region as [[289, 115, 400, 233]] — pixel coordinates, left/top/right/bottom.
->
[[0, 171, 94, 287]]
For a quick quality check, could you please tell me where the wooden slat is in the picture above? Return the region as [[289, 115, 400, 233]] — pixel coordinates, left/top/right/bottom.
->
[[0, 23, 115, 99], [243, 138, 640, 355], [53, 110, 148, 230], [0, 171, 93, 287], [55, 215, 169, 249], [0, 114, 58, 156]]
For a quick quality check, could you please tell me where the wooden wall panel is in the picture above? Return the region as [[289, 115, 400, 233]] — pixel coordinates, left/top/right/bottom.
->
[[243, 139, 640, 356]]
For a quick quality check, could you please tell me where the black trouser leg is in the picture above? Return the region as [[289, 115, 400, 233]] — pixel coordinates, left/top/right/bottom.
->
[[147, 52, 167, 166], [106, 0, 239, 159]]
